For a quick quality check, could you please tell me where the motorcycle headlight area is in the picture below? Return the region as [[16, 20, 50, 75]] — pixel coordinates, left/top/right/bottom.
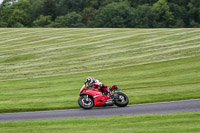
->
[[80, 89, 84, 94]]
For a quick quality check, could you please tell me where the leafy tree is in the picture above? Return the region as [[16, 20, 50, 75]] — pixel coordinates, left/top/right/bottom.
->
[[33, 15, 52, 27], [84, 0, 115, 9], [13, 22, 24, 27], [168, 0, 190, 6], [128, 0, 157, 7], [81, 7, 98, 26], [0, 0, 200, 28], [56, 0, 85, 15], [169, 3, 187, 27], [7, 9, 27, 27], [29, 0, 44, 22], [153, 0, 174, 27], [29, 0, 58, 22], [64, 12, 84, 27], [188, 0, 200, 27], [0, 4, 10, 27], [0, 0, 31, 27], [131, 4, 158, 28], [52, 12, 84, 27], [51, 16, 66, 27], [0, 21, 8, 27], [42, 0, 57, 18], [95, 2, 133, 28]]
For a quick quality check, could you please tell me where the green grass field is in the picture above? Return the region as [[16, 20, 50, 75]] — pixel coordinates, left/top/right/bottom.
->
[[0, 112, 200, 133], [0, 28, 200, 113]]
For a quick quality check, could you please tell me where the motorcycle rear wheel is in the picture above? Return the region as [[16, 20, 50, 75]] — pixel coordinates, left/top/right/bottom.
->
[[78, 95, 94, 109], [114, 92, 129, 107]]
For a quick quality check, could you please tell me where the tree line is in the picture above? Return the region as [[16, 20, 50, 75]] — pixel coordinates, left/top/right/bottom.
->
[[0, 0, 200, 28]]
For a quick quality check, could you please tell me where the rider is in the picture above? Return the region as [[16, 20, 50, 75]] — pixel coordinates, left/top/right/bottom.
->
[[85, 77, 111, 96]]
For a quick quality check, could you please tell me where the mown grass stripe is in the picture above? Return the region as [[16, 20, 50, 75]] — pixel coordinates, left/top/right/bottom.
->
[[0, 29, 65, 45], [0, 42, 199, 78], [0, 28, 116, 46], [2, 56, 199, 81], [1, 40, 199, 74], [0, 29, 83, 48], [0, 30, 178, 58], [0, 28, 190, 54], [0, 28, 102, 47], [0, 29, 119, 52], [0, 54, 198, 81], [0, 29, 198, 70]]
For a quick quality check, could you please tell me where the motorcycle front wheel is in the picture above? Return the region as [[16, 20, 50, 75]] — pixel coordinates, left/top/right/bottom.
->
[[114, 92, 129, 107], [78, 95, 94, 109]]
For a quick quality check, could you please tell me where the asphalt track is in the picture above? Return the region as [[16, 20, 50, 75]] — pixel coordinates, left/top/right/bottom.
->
[[0, 99, 200, 122]]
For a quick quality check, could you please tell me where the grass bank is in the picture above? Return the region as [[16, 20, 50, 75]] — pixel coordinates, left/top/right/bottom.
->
[[0, 112, 200, 133], [0, 28, 200, 113]]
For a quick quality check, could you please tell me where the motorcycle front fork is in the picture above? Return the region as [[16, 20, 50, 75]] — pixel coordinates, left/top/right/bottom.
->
[[84, 95, 89, 101]]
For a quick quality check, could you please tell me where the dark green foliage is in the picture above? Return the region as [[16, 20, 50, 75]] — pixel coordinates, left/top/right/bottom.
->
[[152, 0, 175, 27], [29, 0, 44, 22], [168, 0, 190, 6], [128, 0, 158, 7], [64, 12, 84, 27], [33, 15, 52, 27], [0, 0, 31, 27], [131, 4, 158, 28], [0, 21, 8, 27], [65, 12, 83, 28], [169, 3, 187, 27], [56, 0, 85, 15], [51, 16, 66, 28], [0, 0, 200, 27], [52, 12, 84, 27], [42, 0, 57, 18], [95, 2, 133, 28], [188, 0, 200, 27], [81, 7, 98, 26]]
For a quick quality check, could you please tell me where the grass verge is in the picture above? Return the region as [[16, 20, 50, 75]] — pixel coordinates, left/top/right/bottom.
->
[[0, 112, 200, 133]]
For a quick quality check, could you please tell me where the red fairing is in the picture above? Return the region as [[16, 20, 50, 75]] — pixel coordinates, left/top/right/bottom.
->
[[79, 85, 111, 106]]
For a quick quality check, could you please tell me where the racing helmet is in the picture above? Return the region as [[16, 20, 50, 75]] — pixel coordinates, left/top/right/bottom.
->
[[85, 76, 94, 84]]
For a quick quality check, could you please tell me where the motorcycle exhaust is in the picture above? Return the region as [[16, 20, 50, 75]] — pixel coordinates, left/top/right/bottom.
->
[[104, 100, 114, 106]]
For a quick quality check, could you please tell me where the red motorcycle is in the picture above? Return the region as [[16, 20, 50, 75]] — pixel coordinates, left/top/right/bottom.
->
[[78, 84, 129, 109]]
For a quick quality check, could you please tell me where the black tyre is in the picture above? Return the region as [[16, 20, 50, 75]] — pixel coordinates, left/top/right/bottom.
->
[[78, 95, 94, 109], [114, 92, 129, 107]]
